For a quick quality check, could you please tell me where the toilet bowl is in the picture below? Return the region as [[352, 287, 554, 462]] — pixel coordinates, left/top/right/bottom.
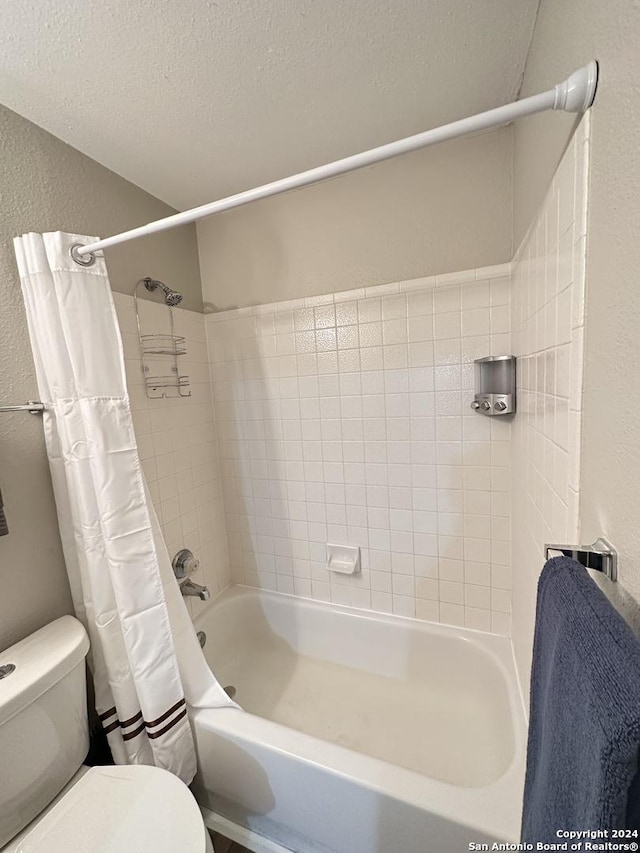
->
[[0, 617, 214, 853]]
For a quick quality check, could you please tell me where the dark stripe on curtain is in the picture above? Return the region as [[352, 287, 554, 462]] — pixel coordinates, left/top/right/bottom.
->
[[145, 698, 186, 729], [103, 719, 121, 735], [99, 706, 117, 721], [147, 708, 188, 740], [120, 710, 143, 728], [122, 722, 146, 742]]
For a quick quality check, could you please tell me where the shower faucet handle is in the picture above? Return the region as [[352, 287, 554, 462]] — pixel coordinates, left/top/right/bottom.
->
[[172, 548, 200, 580]]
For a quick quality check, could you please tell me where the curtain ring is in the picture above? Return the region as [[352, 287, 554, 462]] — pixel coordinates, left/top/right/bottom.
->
[[70, 243, 97, 267]]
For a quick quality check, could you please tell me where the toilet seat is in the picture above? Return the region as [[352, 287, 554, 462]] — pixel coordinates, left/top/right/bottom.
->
[[7, 765, 209, 853]]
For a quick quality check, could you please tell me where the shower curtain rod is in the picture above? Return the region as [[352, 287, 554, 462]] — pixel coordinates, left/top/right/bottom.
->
[[71, 61, 598, 265]]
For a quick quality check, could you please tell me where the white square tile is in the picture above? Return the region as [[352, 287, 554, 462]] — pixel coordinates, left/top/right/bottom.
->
[[439, 580, 464, 604], [434, 286, 461, 314], [383, 345, 409, 369], [335, 302, 358, 326], [371, 591, 393, 613], [462, 281, 490, 310], [358, 298, 381, 324], [433, 338, 461, 365], [407, 290, 433, 316], [416, 577, 439, 600], [491, 588, 511, 613], [408, 342, 434, 367], [392, 595, 415, 618], [439, 603, 465, 627], [464, 607, 491, 632], [382, 319, 408, 345], [314, 305, 336, 329], [461, 308, 490, 337], [465, 561, 490, 586], [382, 294, 407, 320], [416, 599, 440, 622], [434, 312, 461, 340]]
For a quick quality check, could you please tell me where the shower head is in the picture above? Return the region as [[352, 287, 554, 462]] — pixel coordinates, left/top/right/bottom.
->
[[142, 277, 183, 306]]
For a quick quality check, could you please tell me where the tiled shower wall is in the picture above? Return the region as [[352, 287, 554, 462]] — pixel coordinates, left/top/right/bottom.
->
[[112, 117, 589, 647], [113, 293, 231, 614], [510, 115, 589, 689], [207, 265, 514, 634]]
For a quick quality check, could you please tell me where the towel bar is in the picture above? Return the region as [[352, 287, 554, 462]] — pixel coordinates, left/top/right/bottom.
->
[[0, 401, 44, 414], [545, 538, 617, 582]]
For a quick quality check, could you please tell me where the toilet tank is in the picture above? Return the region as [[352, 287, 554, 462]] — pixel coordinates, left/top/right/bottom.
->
[[0, 616, 90, 847]]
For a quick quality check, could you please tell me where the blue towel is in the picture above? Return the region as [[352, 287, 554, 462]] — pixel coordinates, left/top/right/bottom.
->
[[522, 556, 640, 840]]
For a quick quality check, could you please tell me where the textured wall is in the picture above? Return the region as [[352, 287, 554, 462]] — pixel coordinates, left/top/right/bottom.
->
[[0, 105, 202, 650], [197, 129, 513, 310], [514, 1, 640, 605]]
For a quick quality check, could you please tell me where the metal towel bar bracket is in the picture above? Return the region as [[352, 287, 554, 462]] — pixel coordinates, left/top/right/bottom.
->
[[0, 401, 45, 415], [545, 538, 617, 582]]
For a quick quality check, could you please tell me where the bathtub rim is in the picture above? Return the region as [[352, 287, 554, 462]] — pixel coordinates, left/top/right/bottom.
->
[[194, 582, 516, 668], [194, 582, 527, 723], [190, 583, 527, 839]]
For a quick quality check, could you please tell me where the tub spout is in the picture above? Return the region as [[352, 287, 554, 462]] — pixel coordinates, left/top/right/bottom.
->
[[180, 578, 210, 601]]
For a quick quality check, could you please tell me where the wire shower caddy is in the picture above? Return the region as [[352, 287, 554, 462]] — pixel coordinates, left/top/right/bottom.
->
[[134, 279, 191, 399]]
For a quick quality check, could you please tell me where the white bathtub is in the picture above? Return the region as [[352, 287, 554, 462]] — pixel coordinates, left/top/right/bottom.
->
[[191, 586, 526, 853]]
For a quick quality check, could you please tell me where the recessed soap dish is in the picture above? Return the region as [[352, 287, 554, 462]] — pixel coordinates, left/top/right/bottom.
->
[[327, 543, 360, 575]]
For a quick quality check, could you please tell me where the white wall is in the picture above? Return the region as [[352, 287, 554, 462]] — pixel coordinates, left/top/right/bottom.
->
[[510, 118, 590, 691], [197, 129, 513, 310], [206, 265, 513, 634], [514, 0, 640, 604]]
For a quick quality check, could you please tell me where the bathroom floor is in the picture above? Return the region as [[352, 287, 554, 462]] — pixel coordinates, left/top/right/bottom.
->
[[212, 833, 251, 853]]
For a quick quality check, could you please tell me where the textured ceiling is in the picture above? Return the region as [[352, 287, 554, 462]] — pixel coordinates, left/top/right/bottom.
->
[[0, 0, 540, 210]]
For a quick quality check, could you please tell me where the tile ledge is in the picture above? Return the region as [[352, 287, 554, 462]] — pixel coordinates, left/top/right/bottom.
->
[[205, 262, 512, 322]]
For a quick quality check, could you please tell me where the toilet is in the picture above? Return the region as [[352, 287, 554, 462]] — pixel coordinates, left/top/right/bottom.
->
[[0, 615, 214, 852]]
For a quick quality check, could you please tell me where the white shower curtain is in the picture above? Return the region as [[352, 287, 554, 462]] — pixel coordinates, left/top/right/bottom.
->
[[13, 231, 235, 785]]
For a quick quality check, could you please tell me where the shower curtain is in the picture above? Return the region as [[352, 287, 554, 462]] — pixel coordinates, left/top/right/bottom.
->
[[13, 231, 235, 785]]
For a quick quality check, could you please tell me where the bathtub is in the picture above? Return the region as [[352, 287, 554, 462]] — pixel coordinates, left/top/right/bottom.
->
[[190, 586, 526, 853]]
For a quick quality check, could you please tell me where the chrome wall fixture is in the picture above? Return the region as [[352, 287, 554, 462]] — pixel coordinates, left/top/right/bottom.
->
[[471, 356, 516, 416], [134, 277, 191, 399], [545, 540, 640, 635], [171, 548, 201, 580], [171, 548, 209, 601], [545, 539, 618, 582], [0, 401, 44, 415]]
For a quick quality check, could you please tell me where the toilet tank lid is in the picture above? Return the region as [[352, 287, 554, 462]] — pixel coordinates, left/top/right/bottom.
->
[[0, 616, 89, 727]]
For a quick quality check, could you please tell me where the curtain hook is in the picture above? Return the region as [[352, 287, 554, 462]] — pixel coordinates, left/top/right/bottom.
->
[[69, 242, 97, 267]]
